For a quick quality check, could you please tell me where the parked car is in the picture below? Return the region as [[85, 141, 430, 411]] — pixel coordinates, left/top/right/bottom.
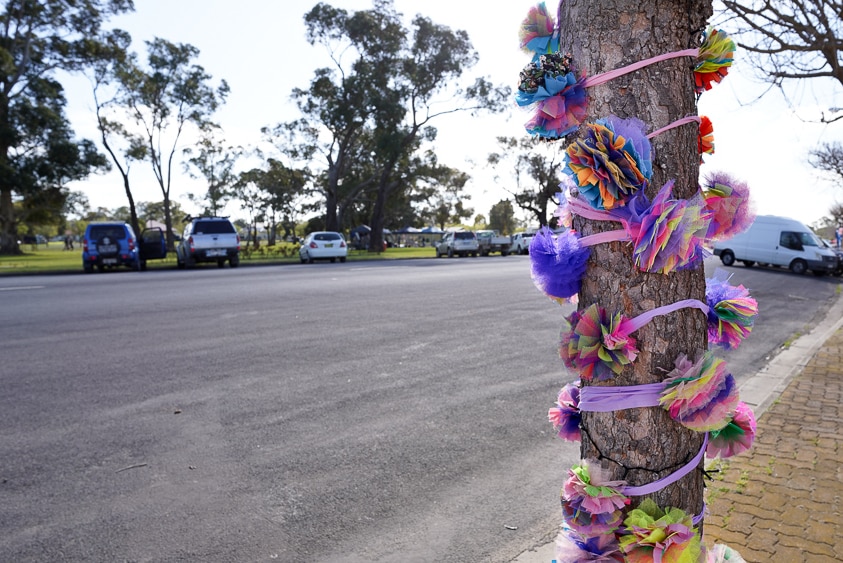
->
[[176, 217, 240, 269], [435, 231, 479, 258], [510, 232, 534, 255], [138, 226, 168, 271], [299, 231, 348, 263], [475, 230, 511, 256], [712, 215, 838, 275], [82, 222, 140, 273]]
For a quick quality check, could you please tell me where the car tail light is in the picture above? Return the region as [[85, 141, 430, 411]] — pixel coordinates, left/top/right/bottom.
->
[[310, 242, 318, 248], [83, 237, 88, 252], [340, 240, 346, 248], [236, 234, 241, 251], [188, 236, 195, 252], [128, 237, 135, 251]]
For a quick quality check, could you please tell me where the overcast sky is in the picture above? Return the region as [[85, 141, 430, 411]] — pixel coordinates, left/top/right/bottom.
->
[[61, 0, 843, 228]]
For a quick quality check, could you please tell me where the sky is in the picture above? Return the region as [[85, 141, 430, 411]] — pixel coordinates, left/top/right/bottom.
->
[[60, 0, 843, 228]]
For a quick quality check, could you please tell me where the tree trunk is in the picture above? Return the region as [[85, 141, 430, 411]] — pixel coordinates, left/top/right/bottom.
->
[[561, 0, 712, 519], [0, 185, 20, 255]]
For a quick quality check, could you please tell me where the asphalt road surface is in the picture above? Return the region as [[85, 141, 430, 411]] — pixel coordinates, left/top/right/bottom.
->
[[0, 255, 838, 562]]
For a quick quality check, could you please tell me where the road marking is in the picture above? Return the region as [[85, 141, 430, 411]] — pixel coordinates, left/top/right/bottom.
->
[[0, 285, 45, 292]]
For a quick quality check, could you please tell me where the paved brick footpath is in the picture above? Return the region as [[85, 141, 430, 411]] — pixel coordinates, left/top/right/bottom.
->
[[703, 327, 843, 562]]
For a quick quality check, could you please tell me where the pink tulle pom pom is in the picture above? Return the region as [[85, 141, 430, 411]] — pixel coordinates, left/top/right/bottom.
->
[[548, 381, 581, 441], [560, 304, 638, 382], [702, 171, 755, 243], [519, 2, 556, 53], [659, 352, 739, 432], [707, 402, 757, 458], [563, 461, 629, 516]]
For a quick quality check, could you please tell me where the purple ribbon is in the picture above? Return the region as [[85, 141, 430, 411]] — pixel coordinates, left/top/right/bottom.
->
[[621, 434, 708, 497], [579, 382, 664, 412]]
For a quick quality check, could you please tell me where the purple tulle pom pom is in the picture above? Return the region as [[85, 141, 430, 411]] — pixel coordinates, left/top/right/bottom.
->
[[530, 227, 591, 300], [549, 382, 581, 441]]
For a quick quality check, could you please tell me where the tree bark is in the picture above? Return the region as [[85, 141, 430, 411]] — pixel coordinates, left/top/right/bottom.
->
[[560, 0, 712, 517]]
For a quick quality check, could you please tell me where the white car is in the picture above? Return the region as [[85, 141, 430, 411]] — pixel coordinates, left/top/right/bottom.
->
[[435, 231, 479, 257], [299, 231, 348, 263], [510, 232, 534, 255]]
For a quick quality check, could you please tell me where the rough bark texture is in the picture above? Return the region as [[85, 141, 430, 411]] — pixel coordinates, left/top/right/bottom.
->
[[558, 0, 713, 516]]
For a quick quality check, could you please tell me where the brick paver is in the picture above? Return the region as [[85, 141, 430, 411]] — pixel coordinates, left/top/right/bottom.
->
[[703, 327, 843, 562]]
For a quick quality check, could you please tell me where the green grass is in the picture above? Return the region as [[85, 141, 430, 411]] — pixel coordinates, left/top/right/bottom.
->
[[0, 243, 444, 275]]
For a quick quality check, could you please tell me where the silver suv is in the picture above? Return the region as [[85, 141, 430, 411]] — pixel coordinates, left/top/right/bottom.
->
[[435, 231, 479, 258], [510, 232, 534, 255]]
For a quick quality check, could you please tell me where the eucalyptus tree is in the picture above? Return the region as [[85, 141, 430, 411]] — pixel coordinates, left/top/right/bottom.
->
[[183, 129, 241, 217], [488, 135, 564, 227], [114, 38, 229, 250], [0, 0, 132, 255]]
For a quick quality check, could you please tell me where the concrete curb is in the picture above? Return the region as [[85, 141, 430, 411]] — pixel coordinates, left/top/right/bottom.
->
[[510, 289, 843, 563]]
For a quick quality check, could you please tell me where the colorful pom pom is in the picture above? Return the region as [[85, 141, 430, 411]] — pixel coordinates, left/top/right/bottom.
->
[[564, 116, 652, 210], [548, 381, 582, 442], [707, 401, 757, 458], [555, 527, 625, 562], [560, 304, 638, 382], [530, 227, 590, 300], [519, 2, 557, 54], [694, 27, 735, 94], [698, 116, 714, 160], [618, 499, 702, 563], [562, 499, 626, 536], [563, 462, 630, 516], [659, 352, 739, 432], [524, 72, 588, 139], [705, 270, 758, 349], [702, 171, 755, 243]]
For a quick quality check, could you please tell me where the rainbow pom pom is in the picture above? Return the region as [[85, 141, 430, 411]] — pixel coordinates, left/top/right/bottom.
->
[[707, 401, 757, 458], [564, 116, 652, 210], [519, 2, 557, 54], [702, 171, 755, 243], [530, 227, 590, 300], [560, 304, 638, 382], [555, 529, 624, 563], [695, 27, 735, 93], [660, 352, 739, 432], [705, 271, 758, 349], [619, 499, 702, 563], [563, 461, 629, 516], [549, 381, 582, 442]]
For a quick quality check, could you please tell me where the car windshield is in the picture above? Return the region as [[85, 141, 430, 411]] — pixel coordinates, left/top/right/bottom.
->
[[454, 232, 475, 240], [314, 233, 342, 241], [89, 226, 126, 240], [194, 221, 235, 235], [798, 232, 820, 247]]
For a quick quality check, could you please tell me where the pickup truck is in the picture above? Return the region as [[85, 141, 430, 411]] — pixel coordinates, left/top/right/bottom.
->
[[176, 217, 241, 268], [475, 230, 511, 256]]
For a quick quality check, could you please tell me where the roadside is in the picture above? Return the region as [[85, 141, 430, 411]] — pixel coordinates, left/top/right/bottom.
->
[[511, 286, 843, 562]]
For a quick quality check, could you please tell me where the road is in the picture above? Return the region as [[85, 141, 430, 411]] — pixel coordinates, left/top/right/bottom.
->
[[0, 256, 838, 562]]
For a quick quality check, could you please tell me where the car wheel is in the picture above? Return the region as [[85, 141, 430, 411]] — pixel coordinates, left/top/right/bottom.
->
[[340, 257, 346, 263], [790, 259, 808, 275], [719, 250, 735, 266], [330, 257, 336, 263], [84, 263, 94, 273], [217, 259, 226, 268], [186, 255, 196, 269], [229, 256, 239, 268], [447, 248, 453, 258], [742, 260, 755, 267]]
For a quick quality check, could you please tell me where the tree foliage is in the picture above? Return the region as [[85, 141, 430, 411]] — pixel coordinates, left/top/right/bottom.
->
[[721, 1, 843, 102], [0, 0, 131, 254], [487, 136, 563, 227], [809, 140, 843, 183], [183, 129, 241, 217], [487, 199, 516, 235]]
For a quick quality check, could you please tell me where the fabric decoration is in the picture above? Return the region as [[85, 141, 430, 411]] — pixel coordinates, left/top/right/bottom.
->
[[563, 500, 626, 536], [706, 401, 756, 458], [693, 28, 735, 93], [702, 171, 755, 243], [518, 2, 557, 54], [530, 227, 590, 301], [559, 303, 640, 381], [563, 180, 710, 275], [705, 270, 758, 350], [698, 116, 715, 160], [578, 381, 664, 412], [659, 352, 739, 432], [548, 381, 582, 442], [563, 461, 630, 517], [555, 528, 625, 562], [563, 116, 653, 210], [704, 543, 747, 563], [618, 498, 702, 563]]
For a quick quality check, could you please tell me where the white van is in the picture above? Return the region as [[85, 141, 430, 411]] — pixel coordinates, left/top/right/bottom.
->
[[712, 215, 839, 275]]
